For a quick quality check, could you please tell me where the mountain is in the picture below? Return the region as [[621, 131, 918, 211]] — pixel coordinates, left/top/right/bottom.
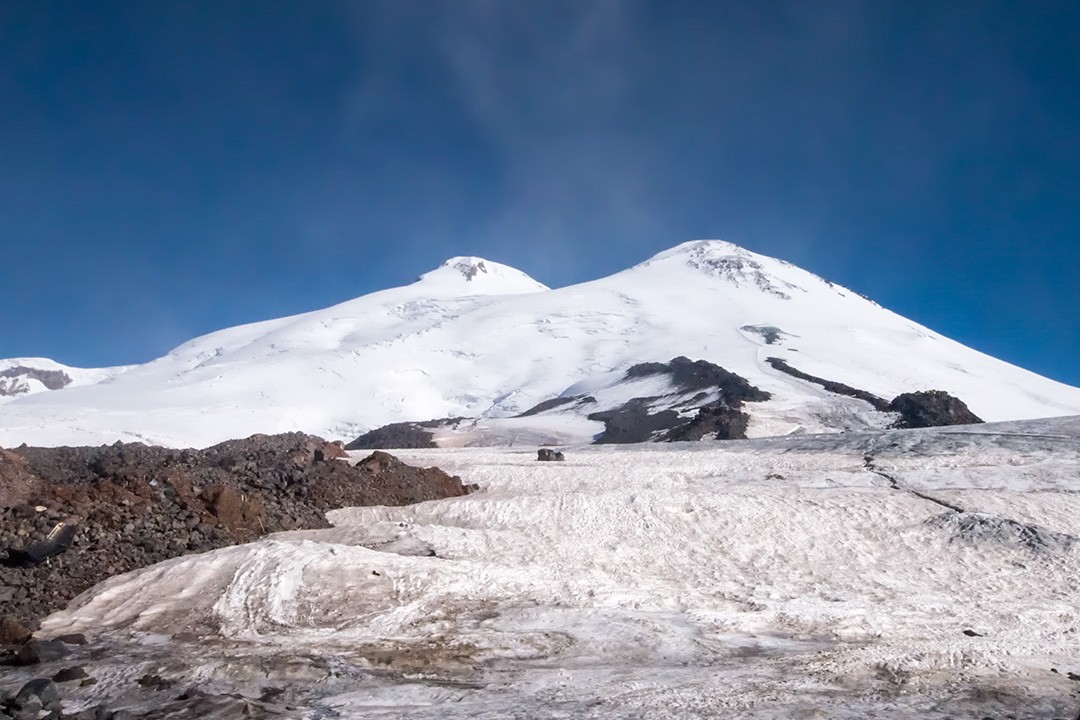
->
[[2, 241, 1079, 448], [0, 358, 134, 402]]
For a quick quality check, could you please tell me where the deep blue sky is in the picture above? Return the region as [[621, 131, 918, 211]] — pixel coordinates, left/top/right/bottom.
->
[[2, 1, 1078, 386]]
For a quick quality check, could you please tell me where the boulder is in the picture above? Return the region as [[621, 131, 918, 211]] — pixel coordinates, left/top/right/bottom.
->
[[16, 639, 70, 665], [0, 615, 32, 646], [13, 678, 60, 711], [889, 390, 983, 429], [53, 665, 89, 683], [6, 521, 78, 566]]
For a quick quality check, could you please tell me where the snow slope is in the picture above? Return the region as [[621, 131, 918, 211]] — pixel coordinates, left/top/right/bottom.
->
[[23, 417, 1080, 718], [2, 242, 1079, 447]]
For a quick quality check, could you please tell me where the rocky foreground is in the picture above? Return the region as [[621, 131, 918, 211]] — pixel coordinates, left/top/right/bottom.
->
[[0, 434, 474, 718], [0, 433, 473, 627]]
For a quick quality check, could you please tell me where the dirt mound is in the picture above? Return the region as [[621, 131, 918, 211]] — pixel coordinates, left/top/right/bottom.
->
[[0, 433, 472, 625]]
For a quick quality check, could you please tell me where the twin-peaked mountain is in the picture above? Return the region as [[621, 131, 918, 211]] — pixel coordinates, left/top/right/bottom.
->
[[2, 241, 1079, 448]]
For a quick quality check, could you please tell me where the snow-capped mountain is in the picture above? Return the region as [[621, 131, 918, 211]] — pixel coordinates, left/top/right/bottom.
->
[[2, 240, 1079, 448], [0, 358, 134, 402]]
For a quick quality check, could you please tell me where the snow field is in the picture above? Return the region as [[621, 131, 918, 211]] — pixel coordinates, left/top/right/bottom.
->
[[36, 420, 1080, 717]]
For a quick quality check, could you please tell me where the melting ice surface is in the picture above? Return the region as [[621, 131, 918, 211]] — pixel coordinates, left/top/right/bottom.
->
[[21, 417, 1080, 718]]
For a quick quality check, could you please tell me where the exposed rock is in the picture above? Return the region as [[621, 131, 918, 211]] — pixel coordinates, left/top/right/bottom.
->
[[15, 639, 70, 665], [0, 433, 472, 625], [625, 356, 770, 401], [659, 403, 751, 441], [53, 666, 89, 683], [53, 633, 87, 646], [136, 673, 172, 690], [517, 395, 596, 418], [889, 390, 983, 428], [0, 366, 72, 397], [353, 451, 470, 503], [740, 325, 789, 345], [13, 678, 60, 712], [0, 449, 42, 510], [590, 400, 683, 444], [6, 521, 78, 566], [345, 422, 437, 450], [589, 358, 768, 444], [926, 511, 1075, 553], [537, 448, 566, 461], [765, 357, 890, 410], [200, 486, 264, 533], [0, 615, 32, 645]]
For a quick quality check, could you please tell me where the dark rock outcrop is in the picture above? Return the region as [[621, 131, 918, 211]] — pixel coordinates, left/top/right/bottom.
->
[[536, 449, 565, 461], [344, 416, 473, 450], [589, 400, 683, 444], [765, 357, 891, 410], [659, 403, 751, 442], [626, 356, 771, 402], [0, 366, 73, 396], [517, 395, 596, 417], [0, 433, 471, 625], [889, 390, 983, 429], [345, 422, 436, 450], [739, 325, 788, 345], [590, 358, 768, 443]]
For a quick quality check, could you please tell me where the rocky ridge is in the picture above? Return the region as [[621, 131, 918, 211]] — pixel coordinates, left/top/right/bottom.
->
[[0, 433, 473, 626]]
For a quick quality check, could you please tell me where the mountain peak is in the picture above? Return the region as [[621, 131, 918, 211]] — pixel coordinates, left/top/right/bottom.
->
[[636, 240, 802, 299], [416, 256, 549, 295]]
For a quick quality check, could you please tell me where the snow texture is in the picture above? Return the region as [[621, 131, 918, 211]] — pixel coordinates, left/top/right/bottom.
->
[[20, 417, 1080, 718]]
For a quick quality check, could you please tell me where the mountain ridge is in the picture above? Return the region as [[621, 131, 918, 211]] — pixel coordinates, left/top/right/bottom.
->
[[2, 239, 1078, 447]]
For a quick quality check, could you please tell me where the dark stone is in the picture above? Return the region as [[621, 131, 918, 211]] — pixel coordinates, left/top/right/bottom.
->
[[53, 665, 89, 682], [659, 403, 752, 442], [739, 325, 787, 345], [345, 422, 438, 450], [0, 616, 32, 646], [16, 639, 70, 665], [585, 357, 769, 444], [136, 673, 172, 690], [962, 629, 984, 637], [889, 390, 983, 429], [516, 395, 595, 417], [537, 448, 556, 461], [589, 400, 683, 444], [553, 451, 565, 461], [625, 356, 771, 401], [14, 679, 60, 710], [765, 357, 890, 410], [6, 521, 78, 566], [0, 366, 72, 391]]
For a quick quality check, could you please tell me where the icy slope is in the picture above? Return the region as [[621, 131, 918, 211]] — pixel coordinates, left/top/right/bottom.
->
[[31, 418, 1080, 718], [2, 242, 1079, 447]]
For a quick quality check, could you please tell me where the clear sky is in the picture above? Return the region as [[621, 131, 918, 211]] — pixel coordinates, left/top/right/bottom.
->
[[2, 1, 1078, 386]]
